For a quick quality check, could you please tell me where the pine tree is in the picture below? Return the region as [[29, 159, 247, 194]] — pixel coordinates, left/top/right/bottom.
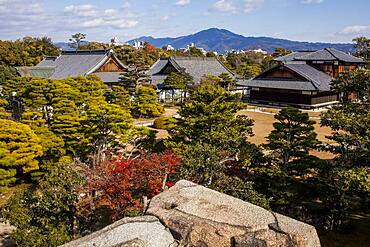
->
[[169, 83, 253, 150], [218, 73, 236, 91], [163, 72, 193, 103], [81, 101, 133, 165], [107, 85, 132, 111], [0, 119, 43, 189], [119, 67, 151, 96], [132, 86, 164, 118], [264, 107, 320, 165], [51, 100, 83, 156]]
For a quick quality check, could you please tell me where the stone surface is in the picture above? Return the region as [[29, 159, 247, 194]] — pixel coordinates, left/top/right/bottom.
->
[[147, 180, 321, 247], [60, 216, 177, 247], [0, 223, 15, 247]]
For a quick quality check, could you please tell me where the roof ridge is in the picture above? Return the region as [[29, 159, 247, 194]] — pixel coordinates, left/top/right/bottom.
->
[[84, 51, 112, 75], [325, 47, 339, 60], [61, 49, 111, 55], [285, 64, 322, 89], [168, 57, 184, 72], [172, 56, 217, 61]]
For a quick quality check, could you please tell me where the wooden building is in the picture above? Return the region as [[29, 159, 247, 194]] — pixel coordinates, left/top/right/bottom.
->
[[240, 48, 365, 108], [17, 49, 127, 87], [150, 56, 234, 86]]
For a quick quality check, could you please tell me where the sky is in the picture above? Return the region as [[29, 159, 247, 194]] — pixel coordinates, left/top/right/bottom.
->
[[1, 0, 369, 43]]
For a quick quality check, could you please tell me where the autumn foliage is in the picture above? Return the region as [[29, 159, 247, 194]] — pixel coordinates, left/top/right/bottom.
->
[[79, 151, 181, 221]]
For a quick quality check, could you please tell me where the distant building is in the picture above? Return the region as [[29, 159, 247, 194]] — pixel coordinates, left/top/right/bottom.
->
[[150, 56, 235, 101], [248, 48, 268, 55], [239, 48, 365, 108], [110, 37, 122, 46], [179, 43, 207, 55], [17, 49, 127, 87], [163, 44, 175, 51], [133, 41, 145, 50]]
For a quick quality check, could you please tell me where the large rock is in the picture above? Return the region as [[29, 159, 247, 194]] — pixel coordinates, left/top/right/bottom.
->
[[60, 216, 177, 247], [0, 223, 15, 247], [146, 180, 321, 247]]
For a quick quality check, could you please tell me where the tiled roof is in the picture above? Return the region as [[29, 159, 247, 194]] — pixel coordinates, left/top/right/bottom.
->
[[275, 48, 364, 63], [150, 56, 234, 85], [34, 50, 127, 81], [274, 51, 313, 63], [243, 63, 332, 91], [284, 63, 332, 91], [16, 66, 56, 78]]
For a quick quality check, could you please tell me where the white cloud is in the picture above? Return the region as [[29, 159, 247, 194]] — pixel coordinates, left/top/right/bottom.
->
[[0, 0, 139, 40], [243, 0, 264, 13], [64, 4, 98, 17], [212, 0, 236, 13], [339, 25, 370, 35], [160, 15, 170, 21], [302, 0, 324, 4], [176, 0, 190, 6]]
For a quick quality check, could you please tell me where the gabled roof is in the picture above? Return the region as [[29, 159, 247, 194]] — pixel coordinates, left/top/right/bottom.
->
[[16, 66, 56, 78], [242, 63, 332, 91], [36, 49, 127, 79], [150, 56, 234, 84], [275, 48, 364, 63]]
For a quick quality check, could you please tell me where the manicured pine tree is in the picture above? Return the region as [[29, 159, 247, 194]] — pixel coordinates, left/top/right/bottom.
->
[[81, 100, 133, 165], [264, 107, 320, 166], [106, 85, 132, 111], [51, 100, 83, 156], [0, 119, 43, 189], [218, 72, 236, 91], [132, 86, 164, 118], [119, 67, 151, 96], [163, 72, 193, 103], [169, 82, 253, 149]]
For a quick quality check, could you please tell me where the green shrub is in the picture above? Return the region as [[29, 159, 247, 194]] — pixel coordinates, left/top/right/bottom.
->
[[153, 117, 177, 130]]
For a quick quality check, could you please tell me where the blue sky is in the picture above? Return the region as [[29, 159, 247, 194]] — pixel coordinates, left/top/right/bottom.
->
[[1, 0, 369, 43]]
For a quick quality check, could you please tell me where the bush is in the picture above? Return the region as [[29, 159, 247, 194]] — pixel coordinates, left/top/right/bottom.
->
[[153, 116, 177, 130], [0, 161, 85, 247]]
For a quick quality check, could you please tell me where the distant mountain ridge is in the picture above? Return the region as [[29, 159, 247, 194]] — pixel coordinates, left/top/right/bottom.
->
[[127, 28, 355, 53]]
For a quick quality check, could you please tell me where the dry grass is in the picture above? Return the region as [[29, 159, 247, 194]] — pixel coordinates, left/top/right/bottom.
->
[[238, 110, 335, 160]]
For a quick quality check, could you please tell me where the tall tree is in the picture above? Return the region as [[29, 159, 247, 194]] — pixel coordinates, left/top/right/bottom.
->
[[69, 33, 87, 50], [119, 67, 151, 95], [81, 101, 133, 165], [106, 85, 132, 111], [169, 83, 253, 149], [163, 72, 193, 103], [218, 73, 236, 91], [322, 69, 370, 167]]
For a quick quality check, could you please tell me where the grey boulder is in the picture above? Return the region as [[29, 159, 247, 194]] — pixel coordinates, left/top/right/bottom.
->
[[146, 180, 321, 247], [60, 216, 176, 247]]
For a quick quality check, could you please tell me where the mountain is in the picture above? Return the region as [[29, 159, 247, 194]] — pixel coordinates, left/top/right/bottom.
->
[[127, 28, 355, 53]]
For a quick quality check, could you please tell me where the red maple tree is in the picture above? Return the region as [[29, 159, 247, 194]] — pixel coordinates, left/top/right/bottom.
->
[[79, 151, 181, 221]]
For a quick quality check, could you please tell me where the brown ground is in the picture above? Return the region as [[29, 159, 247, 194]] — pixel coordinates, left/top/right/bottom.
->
[[154, 108, 335, 160]]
